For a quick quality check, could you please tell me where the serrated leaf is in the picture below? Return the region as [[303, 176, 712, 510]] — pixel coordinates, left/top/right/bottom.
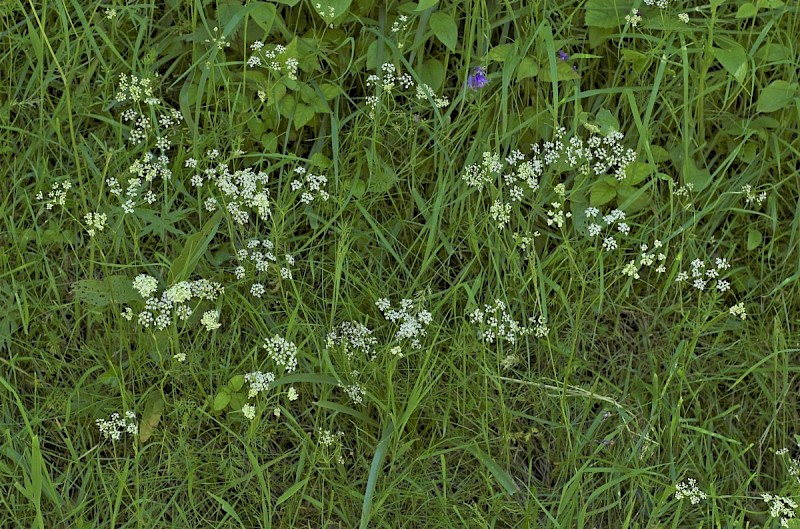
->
[[168, 211, 222, 285], [139, 394, 165, 443], [73, 276, 141, 307], [712, 42, 748, 84], [415, 0, 438, 10], [368, 161, 398, 193], [747, 229, 762, 250], [590, 179, 617, 206], [213, 391, 231, 411], [756, 80, 797, 113], [429, 12, 458, 52], [736, 2, 758, 17]]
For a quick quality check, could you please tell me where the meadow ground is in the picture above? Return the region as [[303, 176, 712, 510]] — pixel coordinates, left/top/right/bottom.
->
[[1, 0, 800, 527]]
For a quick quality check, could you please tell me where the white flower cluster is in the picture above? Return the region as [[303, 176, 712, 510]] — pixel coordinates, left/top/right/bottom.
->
[[762, 493, 797, 528], [125, 276, 224, 331], [200, 310, 221, 331], [468, 299, 549, 344], [365, 63, 450, 114], [621, 240, 668, 280], [317, 428, 346, 464], [107, 151, 174, 213], [263, 335, 298, 373], [290, 166, 330, 204], [84, 212, 108, 237], [194, 155, 271, 224], [233, 238, 294, 296], [728, 302, 746, 320], [115, 74, 158, 104], [778, 447, 800, 486], [585, 207, 631, 252], [326, 321, 378, 361], [35, 181, 71, 210], [674, 478, 707, 504], [375, 298, 432, 349], [463, 128, 636, 231], [742, 184, 767, 206], [390, 14, 410, 34], [675, 256, 732, 293], [96, 410, 138, 441], [132, 274, 159, 298], [644, 0, 669, 9], [245, 370, 275, 398], [247, 43, 298, 81], [340, 380, 366, 404], [625, 8, 642, 27]]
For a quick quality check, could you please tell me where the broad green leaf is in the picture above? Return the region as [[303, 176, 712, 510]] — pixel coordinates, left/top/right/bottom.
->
[[712, 42, 748, 84], [213, 391, 231, 411], [139, 394, 165, 443], [250, 1, 277, 33], [309, 152, 332, 169], [419, 59, 446, 91], [595, 108, 620, 134], [747, 229, 762, 250], [625, 161, 653, 185], [168, 211, 222, 285], [736, 2, 758, 17], [515, 57, 539, 81], [415, 0, 438, 10], [319, 82, 342, 100], [73, 276, 141, 307], [585, 0, 634, 28], [429, 12, 458, 52], [261, 132, 278, 152], [311, 0, 352, 23], [293, 102, 315, 130], [590, 178, 617, 206], [617, 183, 650, 212], [759, 0, 784, 7], [229, 375, 245, 392], [683, 158, 712, 192], [538, 60, 581, 82], [487, 44, 515, 62], [756, 80, 797, 113]]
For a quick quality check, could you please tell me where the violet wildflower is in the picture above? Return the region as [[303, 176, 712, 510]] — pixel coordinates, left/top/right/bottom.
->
[[557, 50, 569, 61], [467, 66, 488, 90]]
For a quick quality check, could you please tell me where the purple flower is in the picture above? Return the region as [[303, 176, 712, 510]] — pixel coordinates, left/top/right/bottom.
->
[[467, 66, 488, 90], [557, 50, 569, 62]]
